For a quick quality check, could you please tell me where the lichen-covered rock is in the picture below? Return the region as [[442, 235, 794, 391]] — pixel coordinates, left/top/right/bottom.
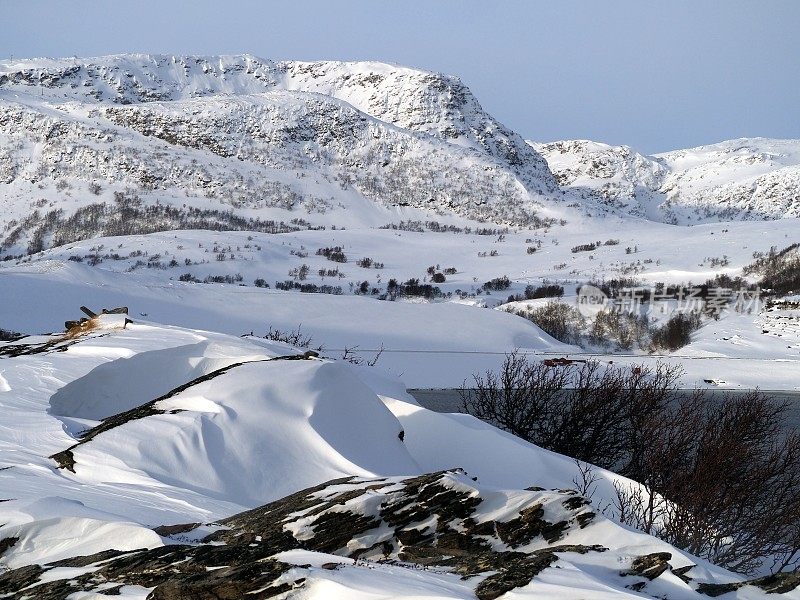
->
[[624, 551, 673, 580], [0, 470, 601, 598]]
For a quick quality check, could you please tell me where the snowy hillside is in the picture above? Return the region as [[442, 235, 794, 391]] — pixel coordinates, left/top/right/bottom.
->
[[0, 54, 561, 257], [2, 208, 800, 388], [2, 53, 800, 598], [533, 138, 800, 223], [2, 54, 798, 260], [2, 315, 798, 598]]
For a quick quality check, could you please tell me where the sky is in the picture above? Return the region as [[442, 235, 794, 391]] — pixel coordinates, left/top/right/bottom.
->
[[2, 0, 798, 153]]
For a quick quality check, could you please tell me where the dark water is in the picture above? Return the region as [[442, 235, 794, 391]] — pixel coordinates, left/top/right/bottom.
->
[[408, 389, 800, 430]]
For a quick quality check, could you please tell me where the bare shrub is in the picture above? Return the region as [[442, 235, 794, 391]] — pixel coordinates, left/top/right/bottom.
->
[[483, 275, 511, 291], [615, 390, 800, 575], [749, 244, 800, 296], [524, 284, 564, 299], [288, 264, 310, 281], [460, 351, 570, 442], [523, 301, 584, 344], [0, 328, 23, 342], [263, 325, 322, 352], [461, 352, 681, 470], [316, 246, 347, 263], [572, 241, 599, 253], [588, 309, 650, 351], [463, 352, 800, 575], [339, 344, 384, 366], [649, 311, 701, 352]]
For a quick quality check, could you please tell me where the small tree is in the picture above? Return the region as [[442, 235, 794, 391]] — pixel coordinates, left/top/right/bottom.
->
[[526, 302, 584, 344], [649, 311, 701, 352]]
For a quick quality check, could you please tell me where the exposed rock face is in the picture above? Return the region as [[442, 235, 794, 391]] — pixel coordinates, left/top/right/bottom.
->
[[0, 470, 597, 598], [624, 552, 673, 580], [2, 470, 793, 599]]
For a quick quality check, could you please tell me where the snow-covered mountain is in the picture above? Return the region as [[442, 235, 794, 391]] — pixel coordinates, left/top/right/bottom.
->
[[2, 54, 799, 258], [0, 54, 562, 256], [533, 138, 800, 223], [3, 53, 800, 600]]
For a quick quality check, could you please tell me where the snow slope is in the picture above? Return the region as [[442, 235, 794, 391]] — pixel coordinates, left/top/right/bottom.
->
[[533, 137, 800, 223], [2, 213, 800, 388], [0, 256, 572, 388], [0, 54, 562, 258], [1, 317, 796, 598]]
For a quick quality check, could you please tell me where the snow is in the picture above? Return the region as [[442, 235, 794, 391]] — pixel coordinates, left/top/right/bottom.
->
[[0, 516, 162, 569], [0, 317, 794, 598], [0, 256, 571, 388], [1, 52, 799, 599], [72, 359, 417, 506], [534, 137, 800, 222], [2, 212, 800, 389]]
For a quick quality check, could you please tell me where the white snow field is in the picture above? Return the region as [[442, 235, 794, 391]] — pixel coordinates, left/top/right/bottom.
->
[[1, 214, 800, 388], [0, 317, 796, 598], [0, 54, 799, 390], [1, 53, 800, 598]]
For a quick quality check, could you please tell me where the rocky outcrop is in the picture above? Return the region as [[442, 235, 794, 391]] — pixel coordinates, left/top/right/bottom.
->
[[0, 470, 605, 599], [2, 470, 793, 599]]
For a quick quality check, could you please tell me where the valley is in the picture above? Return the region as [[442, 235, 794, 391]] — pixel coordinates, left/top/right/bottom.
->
[[1, 52, 799, 599]]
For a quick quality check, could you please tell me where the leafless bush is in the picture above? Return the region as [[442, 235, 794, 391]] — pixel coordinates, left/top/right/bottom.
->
[[572, 458, 601, 500], [262, 325, 322, 352], [649, 311, 702, 352], [462, 351, 800, 575], [483, 275, 511, 291], [588, 309, 650, 350], [461, 352, 681, 470], [749, 244, 800, 296], [519, 301, 584, 344], [615, 390, 800, 575], [525, 284, 564, 299], [288, 264, 310, 281], [339, 344, 384, 366], [0, 328, 23, 342], [460, 351, 570, 442], [572, 241, 599, 253], [316, 246, 347, 263]]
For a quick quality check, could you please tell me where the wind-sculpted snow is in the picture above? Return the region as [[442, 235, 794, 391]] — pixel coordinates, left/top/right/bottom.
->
[[1, 319, 799, 598], [51, 357, 417, 505], [534, 137, 800, 223]]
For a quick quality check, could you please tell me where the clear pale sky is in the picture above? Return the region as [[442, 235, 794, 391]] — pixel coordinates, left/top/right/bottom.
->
[[2, 0, 798, 153]]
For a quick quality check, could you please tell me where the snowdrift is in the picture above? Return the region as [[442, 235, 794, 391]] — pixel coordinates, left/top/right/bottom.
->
[[1, 318, 798, 598]]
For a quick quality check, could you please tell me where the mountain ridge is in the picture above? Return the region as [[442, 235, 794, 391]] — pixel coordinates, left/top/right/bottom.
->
[[532, 136, 800, 223], [1, 54, 799, 258]]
